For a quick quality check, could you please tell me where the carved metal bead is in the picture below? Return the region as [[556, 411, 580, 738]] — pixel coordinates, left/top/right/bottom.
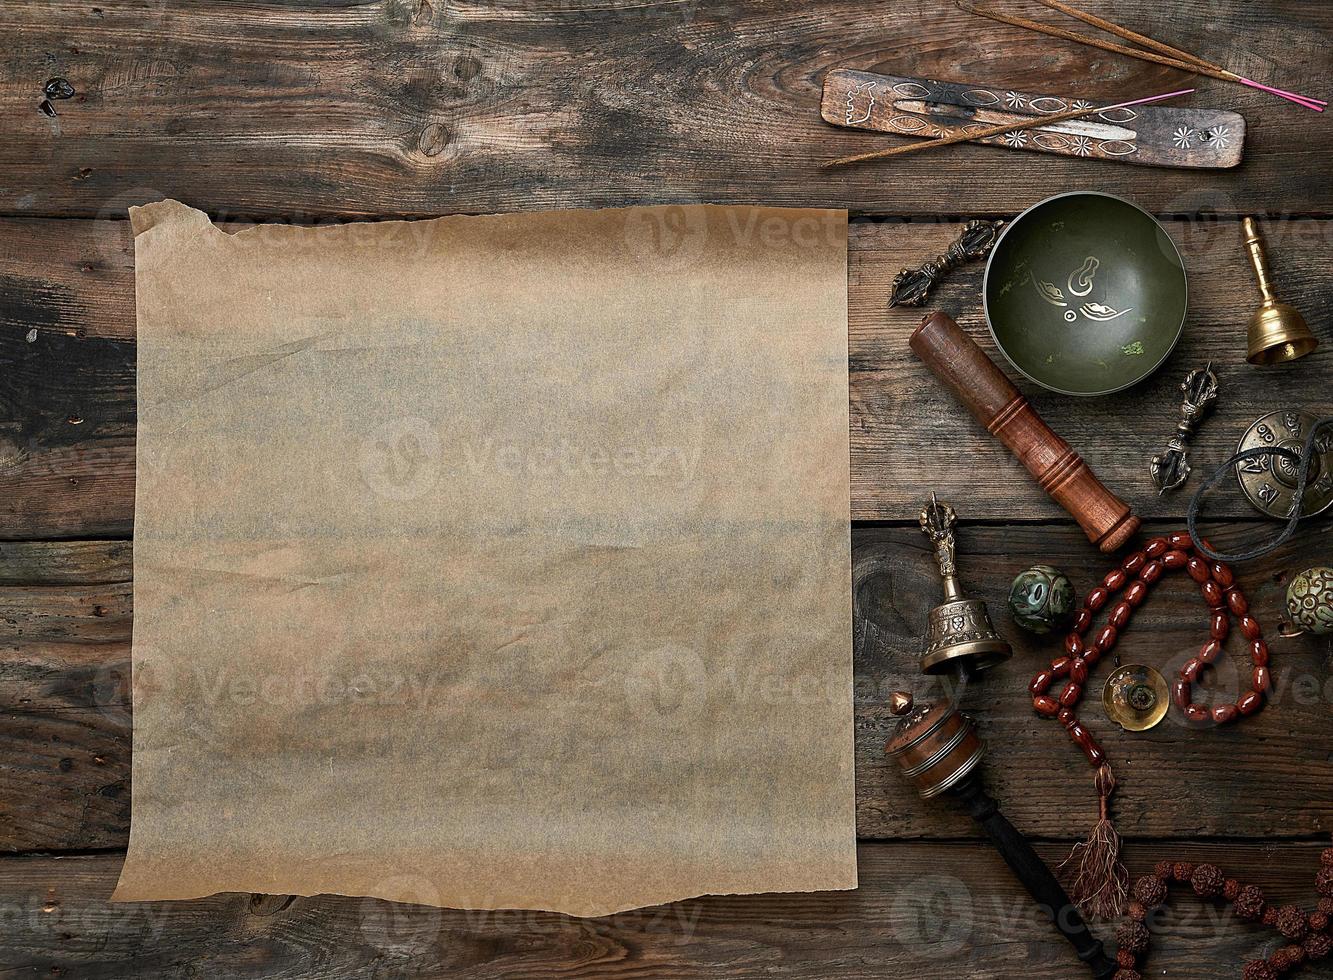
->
[[1009, 564, 1076, 634], [1287, 566, 1333, 636]]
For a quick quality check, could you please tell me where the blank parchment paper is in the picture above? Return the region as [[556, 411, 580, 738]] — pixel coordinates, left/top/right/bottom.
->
[[114, 200, 855, 915]]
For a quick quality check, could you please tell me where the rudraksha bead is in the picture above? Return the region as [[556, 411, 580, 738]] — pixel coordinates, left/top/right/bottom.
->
[[1224, 878, 1242, 902], [1171, 861, 1196, 883], [1112, 971, 1141, 980], [1311, 911, 1330, 933], [1117, 948, 1137, 968], [1242, 962, 1276, 980], [1318, 866, 1333, 898], [1127, 899, 1147, 922], [1276, 904, 1309, 941], [1234, 885, 1266, 922], [1270, 944, 1305, 971], [1320, 898, 1333, 917], [1306, 932, 1332, 961], [1133, 874, 1168, 907], [1191, 863, 1226, 898], [1154, 859, 1174, 880], [1263, 907, 1279, 927], [1116, 919, 1150, 954], [1321, 847, 1333, 867]]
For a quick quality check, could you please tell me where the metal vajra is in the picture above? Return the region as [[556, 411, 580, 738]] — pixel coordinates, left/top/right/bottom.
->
[[1149, 363, 1219, 494], [888, 219, 1004, 308]]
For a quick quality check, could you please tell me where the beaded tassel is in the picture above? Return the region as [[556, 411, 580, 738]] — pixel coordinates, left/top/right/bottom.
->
[[1062, 763, 1128, 918]]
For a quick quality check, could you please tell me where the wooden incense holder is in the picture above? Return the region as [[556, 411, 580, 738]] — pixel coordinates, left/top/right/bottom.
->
[[910, 311, 1140, 552], [822, 69, 1245, 169]]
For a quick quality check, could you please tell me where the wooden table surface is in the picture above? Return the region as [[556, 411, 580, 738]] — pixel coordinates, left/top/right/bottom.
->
[[2, 1, 1331, 977]]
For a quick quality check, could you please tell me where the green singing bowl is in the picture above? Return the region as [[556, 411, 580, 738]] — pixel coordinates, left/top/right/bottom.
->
[[983, 192, 1187, 397]]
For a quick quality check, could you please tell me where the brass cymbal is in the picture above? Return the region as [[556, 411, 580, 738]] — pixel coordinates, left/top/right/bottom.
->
[[1102, 664, 1169, 732]]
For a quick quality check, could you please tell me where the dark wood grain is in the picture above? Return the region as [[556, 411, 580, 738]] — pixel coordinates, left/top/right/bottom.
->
[[3, 526, 1328, 854], [2, 842, 1329, 979], [0, 1, 1330, 219], [2, 215, 1330, 536]]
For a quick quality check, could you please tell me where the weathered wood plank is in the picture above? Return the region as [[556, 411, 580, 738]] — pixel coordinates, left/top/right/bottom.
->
[[1, 843, 1330, 979], [3, 215, 1330, 535], [2, 525, 1328, 853], [0, 0, 1330, 219]]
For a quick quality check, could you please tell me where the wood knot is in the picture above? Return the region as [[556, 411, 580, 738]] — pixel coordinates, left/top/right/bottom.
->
[[418, 122, 452, 158]]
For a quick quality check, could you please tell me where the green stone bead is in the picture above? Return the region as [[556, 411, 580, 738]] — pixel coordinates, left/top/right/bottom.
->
[[1286, 566, 1333, 636], [1008, 564, 1075, 635]]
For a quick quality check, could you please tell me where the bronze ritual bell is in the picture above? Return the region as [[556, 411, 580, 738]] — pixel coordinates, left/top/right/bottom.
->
[[918, 495, 1012, 676], [1242, 217, 1319, 365]]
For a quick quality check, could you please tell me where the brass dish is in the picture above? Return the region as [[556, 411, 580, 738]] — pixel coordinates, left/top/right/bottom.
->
[[1102, 664, 1169, 732]]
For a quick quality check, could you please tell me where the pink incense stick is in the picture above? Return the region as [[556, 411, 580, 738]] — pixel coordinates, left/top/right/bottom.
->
[[1237, 77, 1326, 112]]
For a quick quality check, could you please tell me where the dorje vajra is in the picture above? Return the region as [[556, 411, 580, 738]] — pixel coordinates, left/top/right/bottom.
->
[[917, 494, 1012, 676], [887, 219, 1003, 308], [1149, 362, 1219, 494]]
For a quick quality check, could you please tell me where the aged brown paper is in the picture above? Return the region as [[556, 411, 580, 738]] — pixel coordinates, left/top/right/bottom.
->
[[114, 200, 854, 915]]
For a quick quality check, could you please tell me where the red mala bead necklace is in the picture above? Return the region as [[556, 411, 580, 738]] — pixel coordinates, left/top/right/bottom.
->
[[1028, 532, 1272, 918]]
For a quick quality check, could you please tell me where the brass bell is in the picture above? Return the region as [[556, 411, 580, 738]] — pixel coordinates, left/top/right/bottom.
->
[[1242, 217, 1318, 365], [1102, 664, 1169, 732], [917, 495, 1012, 676]]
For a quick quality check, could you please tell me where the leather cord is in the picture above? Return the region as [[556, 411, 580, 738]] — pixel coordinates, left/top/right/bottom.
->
[[1187, 416, 1333, 563]]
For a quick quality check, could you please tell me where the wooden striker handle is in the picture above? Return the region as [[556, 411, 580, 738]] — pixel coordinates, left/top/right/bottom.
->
[[909, 311, 1140, 553]]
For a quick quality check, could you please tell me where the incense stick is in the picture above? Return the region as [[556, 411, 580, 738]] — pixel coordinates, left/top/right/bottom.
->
[[957, 1, 1325, 112], [1032, 0, 1327, 109], [822, 89, 1194, 169]]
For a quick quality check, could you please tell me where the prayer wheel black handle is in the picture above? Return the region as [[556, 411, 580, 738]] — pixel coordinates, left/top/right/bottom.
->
[[952, 775, 1118, 979]]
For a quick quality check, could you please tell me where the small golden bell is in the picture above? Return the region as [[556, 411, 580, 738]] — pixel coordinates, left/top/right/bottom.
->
[[1242, 217, 1318, 365]]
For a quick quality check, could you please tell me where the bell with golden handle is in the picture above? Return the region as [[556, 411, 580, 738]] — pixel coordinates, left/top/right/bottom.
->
[[1243, 217, 1318, 365]]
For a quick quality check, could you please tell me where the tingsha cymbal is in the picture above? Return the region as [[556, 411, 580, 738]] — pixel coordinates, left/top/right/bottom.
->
[[1234, 410, 1333, 520], [1102, 664, 1169, 732]]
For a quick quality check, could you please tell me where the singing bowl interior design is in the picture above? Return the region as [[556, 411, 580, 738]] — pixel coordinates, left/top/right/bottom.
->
[[984, 192, 1187, 397]]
